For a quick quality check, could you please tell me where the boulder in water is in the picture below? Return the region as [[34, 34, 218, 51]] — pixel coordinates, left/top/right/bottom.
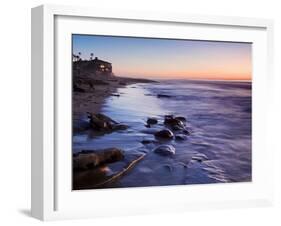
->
[[157, 94, 172, 98], [147, 117, 158, 125], [87, 112, 128, 132], [182, 129, 191, 135], [164, 116, 185, 129], [154, 129, 174, 139], [154, 145, 176, 156]]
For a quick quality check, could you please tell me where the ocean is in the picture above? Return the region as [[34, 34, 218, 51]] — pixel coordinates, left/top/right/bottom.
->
[[73, 79, 252, 187]]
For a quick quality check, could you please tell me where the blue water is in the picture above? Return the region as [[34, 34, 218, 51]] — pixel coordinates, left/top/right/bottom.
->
[[73, 79, 252, 187]]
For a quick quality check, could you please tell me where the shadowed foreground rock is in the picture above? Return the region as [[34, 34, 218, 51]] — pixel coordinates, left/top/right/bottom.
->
[[73, 148, 124, 170], [73, 149, 146, 190]]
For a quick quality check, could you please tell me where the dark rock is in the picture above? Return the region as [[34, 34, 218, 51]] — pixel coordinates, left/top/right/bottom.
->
[[112, 124, 128, 130], [154, 129, 174, 139], [147, 117, 158, 125], [111, 93, 120, 97], [141, 139, 154, 144], [73, 150, 145, 190], [157, 94, 171, 98], [73, 148, 124, 170], [164, 115, 175, 123], [172, 125, 183, 131], [154, 145, 176, 156], [175, 116, 187, 122], [164, 116, 185, 128], [87, 113, 114, 130], [175, 134, 187, 141], [182, 129, 191, 135], [145, 124, 151, 128], [87, 112, 128, 132]]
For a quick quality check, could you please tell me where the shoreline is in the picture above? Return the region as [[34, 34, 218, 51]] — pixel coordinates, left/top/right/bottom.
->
[[73, 75, 156, 131], [72, 74, 158, 189]]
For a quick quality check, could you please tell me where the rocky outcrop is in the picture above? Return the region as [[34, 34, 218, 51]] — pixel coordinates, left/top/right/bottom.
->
[[87, 112, 128, 132]]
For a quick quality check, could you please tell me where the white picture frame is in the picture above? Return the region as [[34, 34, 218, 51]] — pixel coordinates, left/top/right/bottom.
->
[[31, 4, 274, 221]]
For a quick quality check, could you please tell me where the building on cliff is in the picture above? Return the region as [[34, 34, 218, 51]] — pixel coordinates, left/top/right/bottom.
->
[[73, 55, 113, 77], [88, 57, 112, 73]]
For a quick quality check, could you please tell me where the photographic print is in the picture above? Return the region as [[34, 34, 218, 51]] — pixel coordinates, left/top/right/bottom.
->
[[72, 35, 252, 190]]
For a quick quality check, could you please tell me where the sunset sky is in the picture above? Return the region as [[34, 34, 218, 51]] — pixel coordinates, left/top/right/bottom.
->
[[72, 34, 252, 80]]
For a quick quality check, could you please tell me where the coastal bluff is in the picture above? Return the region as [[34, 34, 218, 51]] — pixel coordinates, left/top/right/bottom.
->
[[72, 56, 156, 131], [73, 56, 156, 93]]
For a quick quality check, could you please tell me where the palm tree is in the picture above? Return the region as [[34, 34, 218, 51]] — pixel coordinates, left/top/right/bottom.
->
[[78, 52, 81, 61], [90, 53, 94, 60]]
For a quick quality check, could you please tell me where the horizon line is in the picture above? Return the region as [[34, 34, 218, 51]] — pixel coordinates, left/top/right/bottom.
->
[[116, 75, 252, 82]]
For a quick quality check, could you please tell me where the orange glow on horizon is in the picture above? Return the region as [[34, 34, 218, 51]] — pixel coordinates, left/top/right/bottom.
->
[[115, 68, 252, 80], [114, 51, 252, 80], [73, 35, 252, 81]]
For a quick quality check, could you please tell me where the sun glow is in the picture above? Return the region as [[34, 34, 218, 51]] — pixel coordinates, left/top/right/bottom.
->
[[73, 35, 252, 80]]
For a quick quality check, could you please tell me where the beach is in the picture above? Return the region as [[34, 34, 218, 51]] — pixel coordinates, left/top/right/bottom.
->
[[72, 72, 252, 189]]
